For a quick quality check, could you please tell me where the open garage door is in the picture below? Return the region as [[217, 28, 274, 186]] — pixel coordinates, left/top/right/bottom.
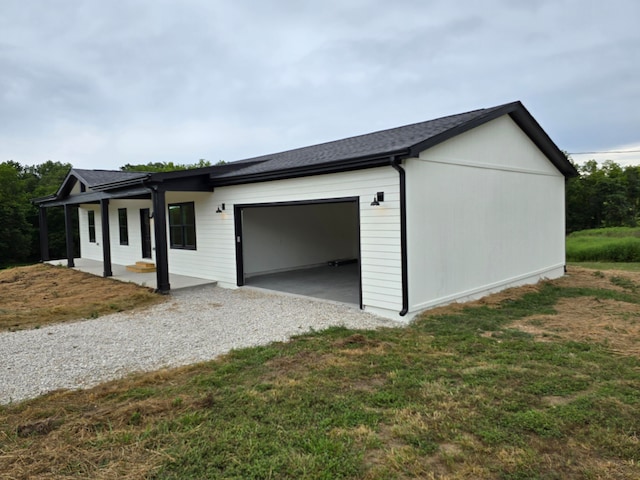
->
[[234, 198, 361, 307]]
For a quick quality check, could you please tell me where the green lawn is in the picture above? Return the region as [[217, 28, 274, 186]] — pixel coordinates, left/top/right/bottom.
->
[[1, 270, 640, 479], [566, 227, 640, 262]]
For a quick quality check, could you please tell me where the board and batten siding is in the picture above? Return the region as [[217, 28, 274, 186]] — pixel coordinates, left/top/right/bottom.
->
[[166, 167, 403, 317], [405, 114, 566, 315]]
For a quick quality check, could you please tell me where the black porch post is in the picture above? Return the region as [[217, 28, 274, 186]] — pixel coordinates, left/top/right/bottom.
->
[[38, 206, 50, 262], [64, 204, 75, 268], [152, 187, 170, 293], [100, 198, 112, 277]]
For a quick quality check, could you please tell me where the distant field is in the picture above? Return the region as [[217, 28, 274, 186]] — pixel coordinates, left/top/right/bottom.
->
[[566, 227, 640, 262]]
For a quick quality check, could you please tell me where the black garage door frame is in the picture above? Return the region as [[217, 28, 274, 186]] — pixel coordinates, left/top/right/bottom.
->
[[234, 196, 362, 309]]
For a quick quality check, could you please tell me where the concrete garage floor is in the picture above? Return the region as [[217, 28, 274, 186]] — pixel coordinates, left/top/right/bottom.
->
[[245, 263, 360, 305]]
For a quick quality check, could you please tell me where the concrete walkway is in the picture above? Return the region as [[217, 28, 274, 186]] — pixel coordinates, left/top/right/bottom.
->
[[47, 258, 215, 290]]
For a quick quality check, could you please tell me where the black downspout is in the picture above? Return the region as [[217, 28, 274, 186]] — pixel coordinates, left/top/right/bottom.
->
[[390, 157, 409, 316], [38, 206, 50, 262], [100, 198, 113, 277], [234, 205, 244, 286], [64, 204, 75, 268]]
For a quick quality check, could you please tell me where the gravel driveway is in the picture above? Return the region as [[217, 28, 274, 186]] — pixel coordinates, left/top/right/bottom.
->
[[0, 286, 398, 404]]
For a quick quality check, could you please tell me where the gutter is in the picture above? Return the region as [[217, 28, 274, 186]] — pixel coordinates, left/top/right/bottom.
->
[[390, 156, 409, 317], [210, 151, 411, 187]]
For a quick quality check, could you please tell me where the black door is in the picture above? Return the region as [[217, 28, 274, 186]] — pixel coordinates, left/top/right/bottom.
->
[[140, 208, 152, 259]]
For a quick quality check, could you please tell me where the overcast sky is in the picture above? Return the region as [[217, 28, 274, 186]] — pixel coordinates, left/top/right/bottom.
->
[[1, 0, 639, 170]]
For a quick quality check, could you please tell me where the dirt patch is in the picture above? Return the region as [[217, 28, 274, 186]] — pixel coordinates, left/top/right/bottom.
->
[[0, 264, 164, 331], [556, 266, 640, 291], [510, 296, 640, 357]]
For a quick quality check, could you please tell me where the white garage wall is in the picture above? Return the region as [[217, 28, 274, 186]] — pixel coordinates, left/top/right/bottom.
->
[[165, 167, 403, 317], [405, 115, 566, 314], [242, 202, 359, 277]]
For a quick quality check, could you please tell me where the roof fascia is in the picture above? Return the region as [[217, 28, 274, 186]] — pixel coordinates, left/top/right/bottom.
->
[[54, 167, 80, 198], [507, 106, 579, 178], [209, 153, 407, 187], [406, 101, 578, 178], [36, 187, 153, 207], [146, 174, 214, 192]]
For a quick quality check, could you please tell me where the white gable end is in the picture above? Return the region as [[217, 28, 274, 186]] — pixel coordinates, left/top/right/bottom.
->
[[418, 115, 563, 177], [404, 113, 566, 316]]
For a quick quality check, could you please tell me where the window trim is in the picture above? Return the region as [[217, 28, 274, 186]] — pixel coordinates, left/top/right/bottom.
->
[[118, 208, 129, 245], [168, 202, 197, 250], [88, 210, 96, 243]]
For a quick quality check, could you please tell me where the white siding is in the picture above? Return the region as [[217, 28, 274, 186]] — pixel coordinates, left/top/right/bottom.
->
[[165, 168, 403, 317], [79, 201, 154, 265], [108, 199, 154, 265], [165, 192, 217, 280], [405, 114, 566, 315], [78, 205, 101, 261]]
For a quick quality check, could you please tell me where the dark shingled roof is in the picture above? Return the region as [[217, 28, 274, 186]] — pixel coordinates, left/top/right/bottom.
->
[[208, 101, 577, 182], [72, 169, 150, 187], [214, 103, 512, 179]]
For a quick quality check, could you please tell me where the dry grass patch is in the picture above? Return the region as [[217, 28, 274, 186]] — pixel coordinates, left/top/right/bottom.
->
[[0, 264, 164, 331], [557, 265, 640, 290], [511, 269, 640, 358]]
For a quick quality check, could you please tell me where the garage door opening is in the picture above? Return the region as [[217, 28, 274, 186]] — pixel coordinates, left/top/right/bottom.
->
[[234, 198, 361, 306]]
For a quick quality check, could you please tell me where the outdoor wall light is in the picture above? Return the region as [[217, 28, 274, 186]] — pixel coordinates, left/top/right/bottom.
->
[[370, 192, 384, 206], [216, 203, 225, 213]]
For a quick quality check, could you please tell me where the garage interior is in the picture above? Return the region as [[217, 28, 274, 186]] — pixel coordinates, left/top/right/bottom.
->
[[239, 200, 361, 306]]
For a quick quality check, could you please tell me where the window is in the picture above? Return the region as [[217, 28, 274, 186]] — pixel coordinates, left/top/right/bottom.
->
[[168, 202, 196, 249], [118, 208, 129, 245], [88, 210, 96, 243]]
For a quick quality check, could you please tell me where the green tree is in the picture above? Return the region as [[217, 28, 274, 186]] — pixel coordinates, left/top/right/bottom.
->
[[0, 160, 73, 267], [0, 162, 33, 266], [566, 159, 640, 232]]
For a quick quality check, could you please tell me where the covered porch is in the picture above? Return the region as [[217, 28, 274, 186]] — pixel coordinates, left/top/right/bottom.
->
[[46, 258, 215, 290]]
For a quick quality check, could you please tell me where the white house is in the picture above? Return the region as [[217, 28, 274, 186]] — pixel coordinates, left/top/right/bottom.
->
[[35, 101, 578, 321]]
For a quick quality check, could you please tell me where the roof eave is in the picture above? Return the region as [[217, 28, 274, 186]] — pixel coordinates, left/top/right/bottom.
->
[[507, 106, 579, 178], [210, 151, 409, 186], [90, 175, 150, 192]]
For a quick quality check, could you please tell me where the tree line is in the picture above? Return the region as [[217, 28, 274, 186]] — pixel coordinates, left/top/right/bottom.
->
[[566, 159, 640, 233], [1, 158, 639, 267]]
